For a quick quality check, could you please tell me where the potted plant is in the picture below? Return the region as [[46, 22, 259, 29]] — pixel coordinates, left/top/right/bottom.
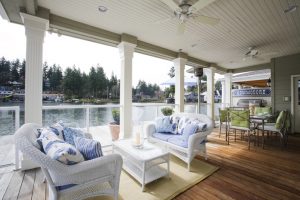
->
[[109, 109, 120, 141], [161, 107, 174, 116]]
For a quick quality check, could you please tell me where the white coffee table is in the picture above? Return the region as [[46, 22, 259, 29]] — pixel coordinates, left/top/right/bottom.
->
[[113, 139, 170, 191]]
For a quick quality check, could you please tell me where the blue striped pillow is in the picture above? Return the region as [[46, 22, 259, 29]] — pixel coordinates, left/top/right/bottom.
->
[[37, 135, 84, 165], [74, 137, 103, 160]]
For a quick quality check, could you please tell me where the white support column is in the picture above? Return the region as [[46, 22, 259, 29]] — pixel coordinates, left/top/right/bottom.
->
[[118, 41, 136, 139], [21, 13, 49, 125], [205, 68, 215, 122], [173, 57, 186, 113], [221, 80, 226, 108], [224, 73, 233, 107]]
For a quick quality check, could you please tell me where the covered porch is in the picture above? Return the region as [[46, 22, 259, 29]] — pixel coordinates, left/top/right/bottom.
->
[[0, 0, 300, 199]]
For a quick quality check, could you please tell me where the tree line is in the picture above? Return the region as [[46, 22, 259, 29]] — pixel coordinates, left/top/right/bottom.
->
[[0, 57, 161, 100]]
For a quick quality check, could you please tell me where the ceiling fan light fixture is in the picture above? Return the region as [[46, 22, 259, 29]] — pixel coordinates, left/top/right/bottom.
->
[[284, 5, 298, 13], [98, 5, 108, 13]]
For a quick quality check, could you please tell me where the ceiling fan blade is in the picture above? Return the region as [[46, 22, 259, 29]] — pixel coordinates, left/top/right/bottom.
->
[[193, 15, 220, 25], [189, 0, 216, 13], [160, 0, 181, 12], [177, 22, 185, 35]]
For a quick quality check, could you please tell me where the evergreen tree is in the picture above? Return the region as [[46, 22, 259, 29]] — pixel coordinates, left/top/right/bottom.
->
[[19, 60, 26, 87], [0, 57, 11, 85], [48, 64, 63, 92], [168, 66, 175, 78], [11, 59, 20, 82], [63, 67, 83, 98]]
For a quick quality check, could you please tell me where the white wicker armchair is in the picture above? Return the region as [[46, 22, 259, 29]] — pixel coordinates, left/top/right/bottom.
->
[[145, 113, 213, 171], [15, 123, 123, 200]]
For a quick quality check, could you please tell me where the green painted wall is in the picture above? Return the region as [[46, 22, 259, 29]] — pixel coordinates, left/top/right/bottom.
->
[[272, 53, 300, 112]]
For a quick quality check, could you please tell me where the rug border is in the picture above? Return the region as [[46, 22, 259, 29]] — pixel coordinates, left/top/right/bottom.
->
[[165, 162, 219, 200]]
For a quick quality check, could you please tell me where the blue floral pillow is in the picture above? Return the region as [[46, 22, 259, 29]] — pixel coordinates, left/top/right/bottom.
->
[[155, 116, 177, 134], [37, 131, 84, 165], [74, 137, 103, 160]]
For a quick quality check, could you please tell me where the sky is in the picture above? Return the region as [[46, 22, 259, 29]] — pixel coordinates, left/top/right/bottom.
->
[[0, 17, 219, 87]]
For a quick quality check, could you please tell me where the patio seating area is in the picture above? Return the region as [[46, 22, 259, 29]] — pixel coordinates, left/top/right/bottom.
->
[[0, 0, 300, 199], [1, 129, 300, 200]]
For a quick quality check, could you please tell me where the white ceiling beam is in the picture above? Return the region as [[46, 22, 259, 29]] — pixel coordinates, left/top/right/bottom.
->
[[0, 1, 9, 21], [25, 0, 37, 15]]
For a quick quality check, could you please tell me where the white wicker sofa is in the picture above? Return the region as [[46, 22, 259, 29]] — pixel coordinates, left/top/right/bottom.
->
[[15, 123, 123, 200], [145, 113, 213, 171]]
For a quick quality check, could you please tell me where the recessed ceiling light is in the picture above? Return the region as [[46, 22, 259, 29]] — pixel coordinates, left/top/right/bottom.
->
[[98, 5, 108, 13], [284, 5, 298, 13]]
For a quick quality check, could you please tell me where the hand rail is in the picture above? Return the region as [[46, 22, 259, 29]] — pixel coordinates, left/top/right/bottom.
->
[[0, 106, 20, 169]]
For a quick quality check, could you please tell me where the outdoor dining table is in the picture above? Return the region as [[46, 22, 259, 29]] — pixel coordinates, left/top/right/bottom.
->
[[250, 115, 273, 149]]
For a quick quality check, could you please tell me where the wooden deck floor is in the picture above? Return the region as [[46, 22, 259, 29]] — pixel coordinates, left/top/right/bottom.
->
[[0, 130, 300, 200]]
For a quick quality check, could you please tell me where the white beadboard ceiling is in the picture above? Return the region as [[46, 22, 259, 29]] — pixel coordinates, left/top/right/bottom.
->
[[37, 0, 300, 69]]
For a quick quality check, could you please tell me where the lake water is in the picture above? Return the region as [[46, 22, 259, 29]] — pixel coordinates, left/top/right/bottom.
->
[[0, 102, 219, 136]]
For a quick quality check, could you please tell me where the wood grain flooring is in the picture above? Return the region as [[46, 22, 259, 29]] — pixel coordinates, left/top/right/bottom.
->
[[0, 129, 299, 200]]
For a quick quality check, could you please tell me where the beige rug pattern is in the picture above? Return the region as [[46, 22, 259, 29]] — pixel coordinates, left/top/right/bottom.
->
[[90, 156, 218, 200]]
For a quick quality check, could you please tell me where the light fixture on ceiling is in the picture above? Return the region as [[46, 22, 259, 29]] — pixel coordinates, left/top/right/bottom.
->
[[284, 4, 298, 13], [267, 78, 271, 87], [98, 5, 108, 13]]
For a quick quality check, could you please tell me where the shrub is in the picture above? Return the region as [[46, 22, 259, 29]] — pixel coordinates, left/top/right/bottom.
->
[[112, 109, 120, 125], [161, 107, 174, 116]]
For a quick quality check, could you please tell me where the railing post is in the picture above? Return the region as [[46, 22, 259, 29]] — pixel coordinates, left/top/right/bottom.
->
[[14, 106, 20, 170], [86, 107, 90, 133], [15, 106, 20, 131]]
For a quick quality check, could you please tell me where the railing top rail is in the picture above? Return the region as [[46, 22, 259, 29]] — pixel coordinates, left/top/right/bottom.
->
[[132, 103, 177, 107], [42, 104, 121, 110], [0, 106, 20, 111]]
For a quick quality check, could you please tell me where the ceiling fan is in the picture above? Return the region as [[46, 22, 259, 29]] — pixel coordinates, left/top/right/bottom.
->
[[242, 47, 263, 61], [242, 46, 278, 61], [158, 0, 220, 34]]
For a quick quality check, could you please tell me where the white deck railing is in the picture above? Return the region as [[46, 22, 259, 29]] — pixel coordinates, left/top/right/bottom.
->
[[0, 106, 20, 133], [43, 104, 122, 133]]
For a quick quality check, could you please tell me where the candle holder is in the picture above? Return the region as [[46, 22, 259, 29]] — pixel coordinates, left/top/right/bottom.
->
[[132, 123, 144, 148]]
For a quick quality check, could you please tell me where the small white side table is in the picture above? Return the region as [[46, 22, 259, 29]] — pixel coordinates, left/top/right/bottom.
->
[[113, 139, 170, 191]]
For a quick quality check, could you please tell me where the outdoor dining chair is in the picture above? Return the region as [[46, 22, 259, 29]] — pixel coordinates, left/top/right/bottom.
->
[[257, 110, 291, 148], [227, 109, 256, 150], [219, 108, 229, 143]]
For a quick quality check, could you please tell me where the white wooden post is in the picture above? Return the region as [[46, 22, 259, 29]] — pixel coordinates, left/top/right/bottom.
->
[[205, 67, 215, 122], [118, 41, 136, 139], [224, 73, 233, 107], [221, 80, 226, 108], [21, 13, 49, 125], [173, 57, 186, 113]]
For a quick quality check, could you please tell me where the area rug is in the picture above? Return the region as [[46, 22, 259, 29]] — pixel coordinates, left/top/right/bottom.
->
[[88, 156, 219, 200]]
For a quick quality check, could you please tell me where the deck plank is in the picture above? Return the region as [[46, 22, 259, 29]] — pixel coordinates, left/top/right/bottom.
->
[[0, 172, 13, 200], [3, 171, 24, 200], [17, 170, 36, 200], [32, 169, 46, 200], [0, 130, 299, 200]]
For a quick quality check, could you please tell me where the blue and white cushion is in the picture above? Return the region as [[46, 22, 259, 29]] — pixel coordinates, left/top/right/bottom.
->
[[74, 137, 103, 160], [38, 122, 64, 140], [37, 130, 84, 165], [63, 127, 84, 146], [155, 116, 177, 134], [177, 117, 189, 134], [189, 119, 207, 132], [181, 123, 199, 141]]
